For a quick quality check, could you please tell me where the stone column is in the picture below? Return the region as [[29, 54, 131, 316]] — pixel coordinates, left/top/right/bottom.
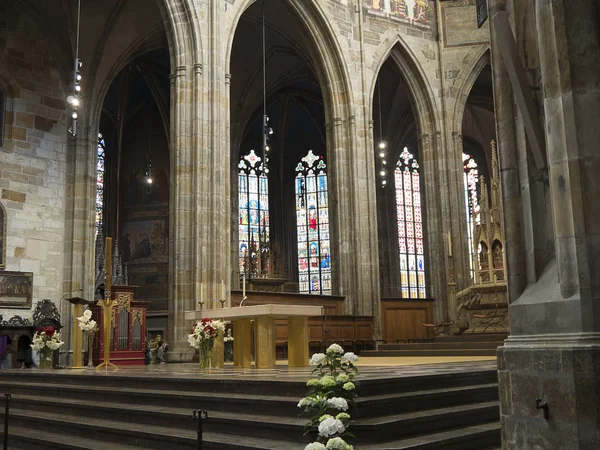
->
[[167, 65, 196, 362], [63, 129, 97, 366], [328, 111, 382, 340], [493, 0, 600, 448]]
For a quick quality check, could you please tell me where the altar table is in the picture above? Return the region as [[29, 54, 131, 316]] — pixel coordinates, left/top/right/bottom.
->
[[185, 304, 323, 369]]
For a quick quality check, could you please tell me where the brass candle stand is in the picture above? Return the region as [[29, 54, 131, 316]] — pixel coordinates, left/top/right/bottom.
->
[[65, 296, 96, 369], [96, 236, 118, 372]]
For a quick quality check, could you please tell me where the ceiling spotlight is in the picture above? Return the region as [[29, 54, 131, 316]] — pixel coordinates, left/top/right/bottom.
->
[[380, 170, 386, 177], [268, 127, 273, 135], [382, 160, 387, 165], [265, 145, 270, 151], [76, 74, 82, 81], [379, 152, 386, 158], [379, 141, 387, 149], [72, 112, 78, 119], [75, 85, 81, 92], [382, 180, 387, 186], [147, 178, 153, 184]]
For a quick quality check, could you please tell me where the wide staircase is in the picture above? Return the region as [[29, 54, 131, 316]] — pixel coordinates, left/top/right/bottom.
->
[[0, 367, 500, 449], [362, 333, 507, 358]]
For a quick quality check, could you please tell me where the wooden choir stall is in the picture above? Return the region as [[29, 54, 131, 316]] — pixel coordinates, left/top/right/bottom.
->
[[90, 286, 147, 366]]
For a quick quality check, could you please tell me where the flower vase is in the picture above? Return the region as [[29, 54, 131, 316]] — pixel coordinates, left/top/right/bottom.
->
[[39, 349, 53, 369], [199, 342, 214, 369], [86, 333, 95, 369]]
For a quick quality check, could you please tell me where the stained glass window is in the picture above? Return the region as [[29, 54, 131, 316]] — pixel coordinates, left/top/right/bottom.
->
[[395, 148, 426, 298], [295, 150, 331, 295], [96, 133, 106, 237], [239, 150, 270, 276], [463, 153, 480, 279]]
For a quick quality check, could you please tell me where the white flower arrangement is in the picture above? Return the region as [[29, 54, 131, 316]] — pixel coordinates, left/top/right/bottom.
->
[[318, 417, 346, 438], [310, 353, 327, 366], [187, 318, 226, 350], [30, 326, 64, 368], [305, 438, 353, 450], [326, 397, 348, 412], [326, 437, 354, 450], [304, 443, 326, 450], [223, 328, 234, 342], [326, 343, 344, 355], [77, 309, 98, 334], [299, 343, 358, 448], [341, 352, 358, 363]]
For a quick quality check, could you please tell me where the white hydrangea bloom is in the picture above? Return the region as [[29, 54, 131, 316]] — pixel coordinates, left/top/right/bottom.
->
[[320, 376, 336, 387], [341, 352, 358, 363], [326, 397, 348, 411], [318, 417, 345, 437], [83, 309, 93, 319], [326, 343, 344, 354], [304, 443, 327, 450], [298, 397, 315, 408], [310, 353, 326, 366], [326, 437, 353, 450]]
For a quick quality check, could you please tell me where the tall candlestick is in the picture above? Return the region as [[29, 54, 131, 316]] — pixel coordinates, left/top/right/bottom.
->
[[242, 273, 246, 297], [200, 283, 203, 304], [105, 237, 112, 298], [221, 280, 225, 300]]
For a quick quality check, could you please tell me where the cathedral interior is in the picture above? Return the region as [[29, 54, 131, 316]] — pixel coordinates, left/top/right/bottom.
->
[[0, 0, 598, 449]]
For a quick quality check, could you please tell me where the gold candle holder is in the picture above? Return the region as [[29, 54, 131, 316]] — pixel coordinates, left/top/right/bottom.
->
[[96, 236, 118, 372]]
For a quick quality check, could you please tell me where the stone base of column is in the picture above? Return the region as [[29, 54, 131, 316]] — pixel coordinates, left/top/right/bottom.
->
[[498, 333, 600, 449], [167, 339, 196, 362]]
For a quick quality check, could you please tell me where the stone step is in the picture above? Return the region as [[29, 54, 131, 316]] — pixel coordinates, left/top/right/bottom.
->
[[435, 334, 507, 343], [7, 392, 498, 444], [0, 380, 299, 417], [0, 409, 303, 450], [356, 383, 498, 417], [360, 422, 501, 449], [353, 370, 499, 396], [354, 401, 499, 442], [0, 370, 307, 398], [9, 393, 305, 443], [377, 342, 502, 350], [2, 426, 146, 450], [361, 348, 498, 357]]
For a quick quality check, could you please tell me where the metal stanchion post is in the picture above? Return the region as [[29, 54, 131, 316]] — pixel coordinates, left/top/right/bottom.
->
[[4, 393, 11, 450], [193, 409, 208, 450]]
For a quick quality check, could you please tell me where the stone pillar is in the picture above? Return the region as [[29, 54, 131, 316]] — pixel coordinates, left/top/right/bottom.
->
[[63, 130, 97, 366], [328, 112, 382, 340], [167, 65, 196, 362], [492, 0, 600, 448]]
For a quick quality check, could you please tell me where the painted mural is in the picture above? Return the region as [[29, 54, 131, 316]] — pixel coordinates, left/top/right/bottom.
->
[[119, 112, 170, 313], [369, 0, 433, 27]]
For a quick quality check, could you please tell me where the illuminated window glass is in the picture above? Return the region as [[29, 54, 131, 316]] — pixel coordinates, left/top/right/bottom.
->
[[96, 134, 106, 237], [463, 153, 480, 279], [395, 147, 426, 298], [295, 151, 331, 295], [238, 150, 269, 276]]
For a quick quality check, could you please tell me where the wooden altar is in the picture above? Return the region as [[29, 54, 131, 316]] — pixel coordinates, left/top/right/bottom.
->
[[90, 286, 146, 366]]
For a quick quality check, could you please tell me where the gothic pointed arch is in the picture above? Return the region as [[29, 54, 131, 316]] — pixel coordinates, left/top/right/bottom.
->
[[226, 0, 354, 122], [370, 36, 439, 137], [452, 48, 491, 134], [372, 36, 438, 300]]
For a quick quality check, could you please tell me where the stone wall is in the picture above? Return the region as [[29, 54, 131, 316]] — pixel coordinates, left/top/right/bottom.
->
[[0, 0, 494, 359], [0, 4, 68, 322]]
